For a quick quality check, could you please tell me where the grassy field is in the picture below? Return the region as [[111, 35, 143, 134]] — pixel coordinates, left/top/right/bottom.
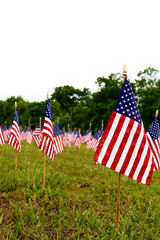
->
[[0, 141, 160, 239]]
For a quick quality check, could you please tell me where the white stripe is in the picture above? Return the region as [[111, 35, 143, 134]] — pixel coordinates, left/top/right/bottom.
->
[[106, 117, 130, 168], [116, 121, 138, 172], [98, 113, 121, 164]]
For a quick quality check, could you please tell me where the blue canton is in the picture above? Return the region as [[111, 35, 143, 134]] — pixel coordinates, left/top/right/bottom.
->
[[148, 118, 160, 140], [114, 77, 142, 124], [53, 122, 61, 137], [46, 99, 52, 122], [99, 125, 104, 138], [14, 109, 19, 126], [93, 131, 99, 140]]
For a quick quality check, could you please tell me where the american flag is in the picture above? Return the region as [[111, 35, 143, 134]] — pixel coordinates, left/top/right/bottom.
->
[[64, 128, 71, 148], [26, 125, 32, 144], [3, 124, 8, 142], [85, 127, 92, 143], [91, 131, 99, 151], [0, 126, 5, 145], [94, 77, 154, 186], [98, 123, 104, 141], [146, 117, 160, 171], [74, 130, 81, 149], [53, 122, 64, 154], [8, 108, 21, 152], [39, 99, 54, 162], [32, 124, 42, 147]]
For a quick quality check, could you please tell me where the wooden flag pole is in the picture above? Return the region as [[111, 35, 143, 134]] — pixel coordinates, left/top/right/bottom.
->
[[15, 102, 17, 173], [43, 136, 47, 188], [116, 65, 127, 230]]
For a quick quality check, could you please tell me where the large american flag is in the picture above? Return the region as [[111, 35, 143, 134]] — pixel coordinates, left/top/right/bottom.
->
[[146, 117, 160, 171], [94, 77, 154, 186], [39, 99, 54, 162], [53, 122, 64, 154], [8, 108, 21, 152], [0, 126, 5, 146]]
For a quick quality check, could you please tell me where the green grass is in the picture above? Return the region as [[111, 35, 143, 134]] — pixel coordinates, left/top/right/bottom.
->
[[0, 141, 160, 239]]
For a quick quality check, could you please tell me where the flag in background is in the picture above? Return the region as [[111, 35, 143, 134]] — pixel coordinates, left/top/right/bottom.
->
[[74, 130, 81, 149], [3, 123, 8, 142], [39, 99, 54, 162], [53, 122, 64, 154], [146, 116, 160, 171], [26, 124, 32, 144], [0, 125, 5, 146], [33, 124, 42, 147], [94, 77, 154, 186], [91, 131, 99, 151], [8, 108, 21, 152]]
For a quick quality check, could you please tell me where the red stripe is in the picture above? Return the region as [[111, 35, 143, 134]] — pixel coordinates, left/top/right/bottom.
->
[[146, 162, 154, 186]]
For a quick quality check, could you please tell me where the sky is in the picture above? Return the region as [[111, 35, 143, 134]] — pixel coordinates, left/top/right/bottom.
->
[[1, 0, 160, 102]]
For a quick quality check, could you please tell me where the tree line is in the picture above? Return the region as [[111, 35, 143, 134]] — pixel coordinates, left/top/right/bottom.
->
[[1, 67, 160, 133]]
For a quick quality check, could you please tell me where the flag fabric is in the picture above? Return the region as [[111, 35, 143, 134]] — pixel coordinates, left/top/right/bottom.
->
[[32, 125, 42, 147], [91, 131, 99, 151], [39, 99, 54, 162], [8, 109, 21, 152], [74, 131, 81, 149], [98, 123, 104, 141], [94, 77, 154, 186], [146, 117, 160, 171], [0, 126, 5, 145], [3, 124, 8, 142], [26, 125, 32, 144], [53, 122, 64, 154], [85, 127, 92, 143]]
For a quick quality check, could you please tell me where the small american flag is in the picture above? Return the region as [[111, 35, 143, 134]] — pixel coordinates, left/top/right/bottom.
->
[[39, 99, 54, 162], [0, 126, 5, 145], [94, 77, 154, 185], [26, 125, 32, 144], [91, 131, 99, 151], [3, 124, 8, 142], [32, 125, 42, 147], [53, 122, 64, 154], [74, 131, 81, 149], [146, 117, 160, 171], [8, 108, 21, 152]]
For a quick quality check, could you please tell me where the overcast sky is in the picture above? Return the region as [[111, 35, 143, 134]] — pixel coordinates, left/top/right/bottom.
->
[[0, 0, 160, 102]]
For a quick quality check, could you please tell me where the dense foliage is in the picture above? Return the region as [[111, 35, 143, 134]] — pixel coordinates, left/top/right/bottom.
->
[[1, 67, 160, 132]]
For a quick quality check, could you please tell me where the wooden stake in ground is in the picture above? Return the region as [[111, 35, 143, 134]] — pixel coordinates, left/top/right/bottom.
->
[[116, 64, 127, 231], [43, 136, 47, 188], [15, 102, 17, 173]]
